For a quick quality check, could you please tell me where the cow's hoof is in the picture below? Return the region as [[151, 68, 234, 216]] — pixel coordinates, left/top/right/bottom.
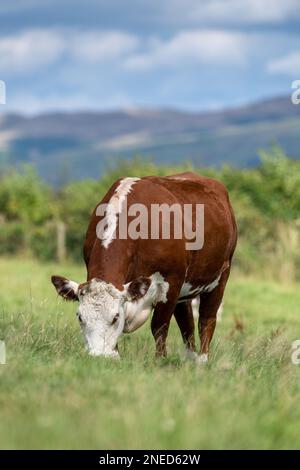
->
[[183, 349, 198, 362], [196, 353, 208, 365]]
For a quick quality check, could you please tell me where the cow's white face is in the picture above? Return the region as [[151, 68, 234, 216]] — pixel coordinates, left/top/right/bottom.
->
[[76, 279, 126, 358], [51, 275, 152, 358]]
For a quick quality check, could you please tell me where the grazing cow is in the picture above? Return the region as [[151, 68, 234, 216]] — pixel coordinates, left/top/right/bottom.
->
[[51, 172, 237, 362]]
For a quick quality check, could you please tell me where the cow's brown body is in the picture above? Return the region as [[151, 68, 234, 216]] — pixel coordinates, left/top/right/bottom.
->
[[83, 172, 237, 359]]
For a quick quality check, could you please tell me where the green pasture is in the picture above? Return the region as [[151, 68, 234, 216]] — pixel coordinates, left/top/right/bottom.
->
[[0, 257, 300, 449]]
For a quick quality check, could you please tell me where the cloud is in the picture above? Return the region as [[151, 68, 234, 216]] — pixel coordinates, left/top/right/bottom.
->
[[0, 29, 64, 73], [2, 27, 248, 75], [267, 51, 300, 75], [71, 31, 139, 63], [167, 0, 300, 25], [0, 28, 140, 73], [125, 30, 246, 70]]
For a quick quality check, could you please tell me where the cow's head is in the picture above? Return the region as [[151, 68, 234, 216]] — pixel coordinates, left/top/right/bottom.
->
[[51, 275, 151, 358]]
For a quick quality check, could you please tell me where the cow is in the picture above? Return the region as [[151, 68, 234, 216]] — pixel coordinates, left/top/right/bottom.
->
[[51, 172, 237, 362]]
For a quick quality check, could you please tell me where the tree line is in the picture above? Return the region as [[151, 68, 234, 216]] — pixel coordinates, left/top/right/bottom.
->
[[0, 146, 299, 281]]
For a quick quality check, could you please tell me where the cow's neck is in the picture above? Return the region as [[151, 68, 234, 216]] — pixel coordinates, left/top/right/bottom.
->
[[87, 240, 134, 289]]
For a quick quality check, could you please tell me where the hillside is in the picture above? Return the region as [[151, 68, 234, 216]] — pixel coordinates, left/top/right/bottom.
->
[[0, 95, 299, 183]]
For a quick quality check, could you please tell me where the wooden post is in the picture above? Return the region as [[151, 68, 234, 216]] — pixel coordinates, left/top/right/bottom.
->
[[56, 220, 66, 262]]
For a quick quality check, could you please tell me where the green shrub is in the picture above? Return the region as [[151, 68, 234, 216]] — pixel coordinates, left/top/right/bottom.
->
[[0, 222, 26, 255]]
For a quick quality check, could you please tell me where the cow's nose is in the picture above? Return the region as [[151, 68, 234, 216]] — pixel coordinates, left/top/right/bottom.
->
[[88, 348, 120, 359]]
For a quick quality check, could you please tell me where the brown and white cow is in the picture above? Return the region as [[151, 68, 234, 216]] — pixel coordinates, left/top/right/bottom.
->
[[51, 172, 237, 362]]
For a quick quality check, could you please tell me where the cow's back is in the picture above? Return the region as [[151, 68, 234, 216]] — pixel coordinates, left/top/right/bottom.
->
[[137, 172, 237, 285]]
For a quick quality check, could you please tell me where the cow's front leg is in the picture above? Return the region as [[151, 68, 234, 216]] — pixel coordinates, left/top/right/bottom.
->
[[151, 282, 181, 358], [151, 302, 174, 357], [151, 274, 184, 357]]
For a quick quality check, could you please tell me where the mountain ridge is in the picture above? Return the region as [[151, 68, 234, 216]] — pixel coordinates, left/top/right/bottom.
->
[[0, 95, 299, 183]]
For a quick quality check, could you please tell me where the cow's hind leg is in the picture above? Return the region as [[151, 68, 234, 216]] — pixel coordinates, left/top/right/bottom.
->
[[198, 269, 230, 363], [174, 301, 196, 360]]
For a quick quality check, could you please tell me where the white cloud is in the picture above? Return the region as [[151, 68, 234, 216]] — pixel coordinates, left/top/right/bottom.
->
[[125, 30, 246, 70], [0, 28, 140, 73], [0, 29, 65, 73], [71, 31, 138, 63], [2, 27, 244, 76], [167, 0, 300, 24], [267, 51, 300, 75]]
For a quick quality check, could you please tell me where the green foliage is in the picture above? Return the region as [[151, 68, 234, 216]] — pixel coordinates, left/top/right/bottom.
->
[[0, 166, 53, 224], [30, 224, 58, 261], [259, 147, 300, 219], [0, 222, 26, 255], [219, 146, 300, 220], [0, 147, 299, 280], [101, 155, 194, 183], [58, 179, 103, 259]]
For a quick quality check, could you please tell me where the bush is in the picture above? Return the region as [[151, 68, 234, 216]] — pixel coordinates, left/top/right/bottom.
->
[[30, 223, 58, 261], [0, 166, 54, 224], [0, 222, 27, 255]]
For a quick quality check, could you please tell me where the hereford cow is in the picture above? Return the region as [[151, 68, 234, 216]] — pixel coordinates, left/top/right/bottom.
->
[[51, 172, 237, 362]]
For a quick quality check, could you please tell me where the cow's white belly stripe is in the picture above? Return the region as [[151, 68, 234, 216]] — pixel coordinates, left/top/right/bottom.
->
[[205, 275, 221, 292], [179, 282, 203, 298], [179, 274, 221, 300]]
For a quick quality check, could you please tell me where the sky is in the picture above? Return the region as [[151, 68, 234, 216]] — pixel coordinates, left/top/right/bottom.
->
[[0, 0, 300, 114]]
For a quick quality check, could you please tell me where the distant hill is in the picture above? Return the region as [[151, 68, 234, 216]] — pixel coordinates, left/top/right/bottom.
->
[[0, 95, 299, 184]]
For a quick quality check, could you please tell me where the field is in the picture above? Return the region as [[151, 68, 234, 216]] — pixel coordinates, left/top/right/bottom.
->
[[0, 257, 300, 450]]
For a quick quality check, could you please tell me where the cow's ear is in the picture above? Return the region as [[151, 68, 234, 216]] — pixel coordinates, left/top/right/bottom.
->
[[51, 275, 79, 301], [124, 276, 151, 302]]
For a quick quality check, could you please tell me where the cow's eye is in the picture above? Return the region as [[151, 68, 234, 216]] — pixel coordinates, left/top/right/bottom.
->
[[111, 313, 119, 325]]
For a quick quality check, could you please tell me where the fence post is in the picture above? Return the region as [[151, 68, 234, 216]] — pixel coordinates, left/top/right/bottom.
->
[[56, 220, 66, 262]]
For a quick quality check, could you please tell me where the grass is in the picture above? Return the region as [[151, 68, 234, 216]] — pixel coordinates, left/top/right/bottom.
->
[[0, 256, 300, 449]]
